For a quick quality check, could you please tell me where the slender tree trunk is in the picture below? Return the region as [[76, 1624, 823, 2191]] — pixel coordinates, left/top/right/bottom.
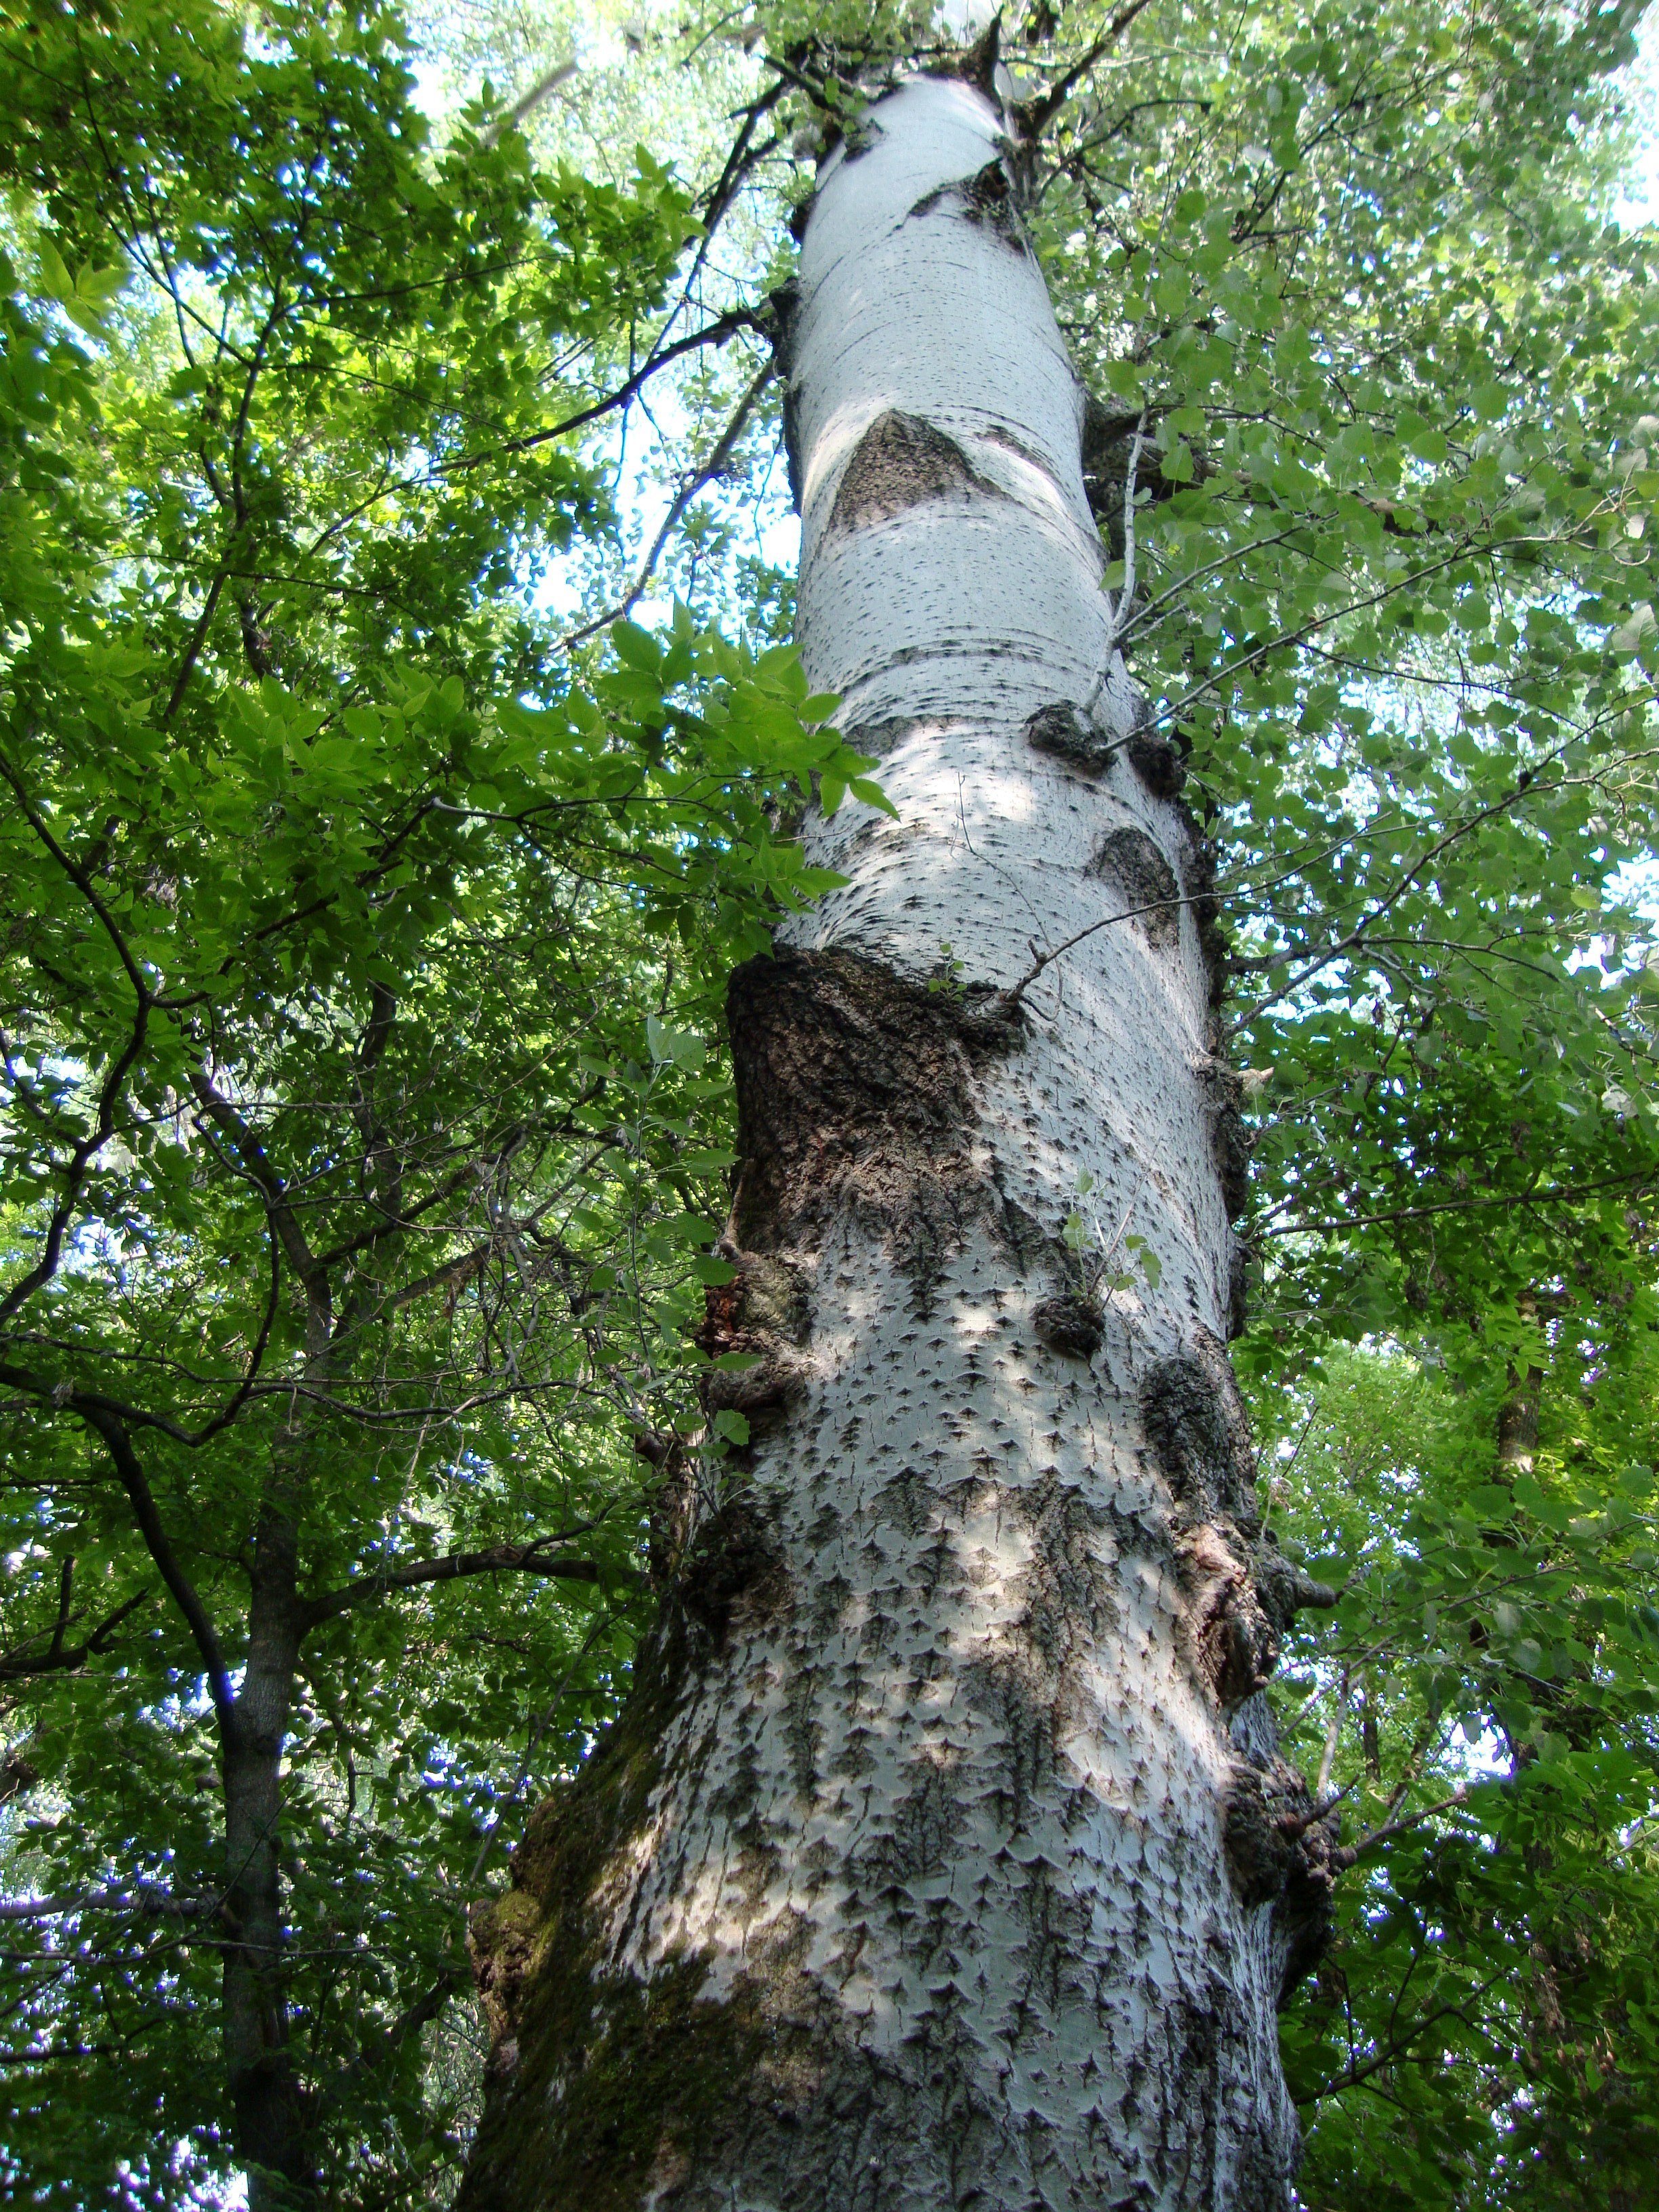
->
[[462, 64, 1334, 2212], [1496, 1292, 1544, 1480], [222, 1479, 313, 2211], [216, 1386, 323, 2210]]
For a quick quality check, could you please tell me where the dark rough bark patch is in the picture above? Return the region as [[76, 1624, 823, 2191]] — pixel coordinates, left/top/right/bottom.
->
[[1125, 696, 1187, 798], [1227, 1237, 1252, 1340], [989, 1178, 1055, 1273], [840, 714, 916, 760], [1221, 1748, 1339, 2005], [680, 1491, 792, 1644], [931, 14, 1002, 96], [464, 1933, 814, 2212], [764, 279, 805, 513], [1141, 1330, 1332, 1712], [636, 1429, 697, 1592], [1193, 1045, 1252, 1225], [763, 278, 800, 375], [459, 1580, 834, 2212], [724, 949, 1020, 1279], [1080, 394, 1212, 550], [1170, 822, 1228, 1019], [1183, 1523, 1280, 1709], [1088, 826, 1182, 947], [1276, 1812, 1340, 2005], [1139, 1328, 1258, 1520], [1221, 1759, 1296, 1908], [1080, 396, 1168, 548], [699, 1252, 817, 1435], [1142, 1332, 1336, 1719], [1031, 1292, 1104, 1359], [910, 160, 1027, 249], [1023, 700, 1114, 775], [838, 115, 880, 161], [459, 1615, 725, 2208], [827, 410, 1002, 536], [951, 1474, 1124, 1828], [1252, 1534, 1337, 1631], [1216, 1106, 1253, 1222], [781, 380, 804, 512], [462, 1472, 1127, 2209]]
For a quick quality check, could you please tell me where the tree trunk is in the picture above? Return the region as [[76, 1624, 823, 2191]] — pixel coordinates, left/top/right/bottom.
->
[[223, 1486, 313, 2211], [461, 66, 1334, 2212]]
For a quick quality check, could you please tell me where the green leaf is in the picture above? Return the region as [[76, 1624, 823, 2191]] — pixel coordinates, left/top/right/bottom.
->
[[644, 1016, 706, 1068]]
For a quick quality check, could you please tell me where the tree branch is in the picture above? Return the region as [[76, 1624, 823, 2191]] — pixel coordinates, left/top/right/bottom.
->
[[0, 753, 153, 1328], [70, 1400, 239, 1744], [562, 359, 775, 649], [300, 1531, 621, 1632], [0, 1576, 149, 1681], [0, 1886, 213, 1923], [1332, 1786, 1473, 1871], [1297, 1967, 1509, 2104], [186, 1069, 331, 1340], [1024, 0, 1162, 134], [1258, 1170, 1654, 1240]]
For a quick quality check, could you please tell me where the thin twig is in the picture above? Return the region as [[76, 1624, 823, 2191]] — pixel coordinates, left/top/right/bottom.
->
[[562, 361, 774, 649], [1333, 1784, 1473, 1870], [478, 58, 578, 148]]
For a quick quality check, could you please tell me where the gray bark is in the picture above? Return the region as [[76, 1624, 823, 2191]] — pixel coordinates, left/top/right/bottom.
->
[[460, 62, 1334, 2212], [222, 1488, 312, 2211]]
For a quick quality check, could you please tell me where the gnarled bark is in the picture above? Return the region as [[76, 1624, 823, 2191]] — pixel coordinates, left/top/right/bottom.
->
[[461, 66, 1332, 2212]]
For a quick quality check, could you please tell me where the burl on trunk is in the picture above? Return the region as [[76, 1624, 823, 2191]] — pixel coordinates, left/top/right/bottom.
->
[[460, 59, 1334, 2212]]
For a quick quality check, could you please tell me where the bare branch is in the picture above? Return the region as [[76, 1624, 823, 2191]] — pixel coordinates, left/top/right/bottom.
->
[[1024, 0, 1162, 135], [478, 57, 578, 148], [69, 1400, 239, 1744], [562, 360, 775, 649]]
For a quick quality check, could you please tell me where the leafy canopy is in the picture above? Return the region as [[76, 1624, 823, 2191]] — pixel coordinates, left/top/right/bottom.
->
[[3, 0, 1659, 2205]]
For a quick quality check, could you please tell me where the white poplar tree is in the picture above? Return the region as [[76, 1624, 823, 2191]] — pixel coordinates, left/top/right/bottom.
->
[[460, 30, 1338, 2209]]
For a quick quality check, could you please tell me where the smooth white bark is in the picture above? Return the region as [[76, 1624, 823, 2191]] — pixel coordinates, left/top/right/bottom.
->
[[612, 76, 1296, 2209], [464, 68, 1317, 2212]]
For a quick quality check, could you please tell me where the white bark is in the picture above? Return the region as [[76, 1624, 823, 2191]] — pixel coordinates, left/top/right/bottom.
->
[[462, 66, 1333, 2212]]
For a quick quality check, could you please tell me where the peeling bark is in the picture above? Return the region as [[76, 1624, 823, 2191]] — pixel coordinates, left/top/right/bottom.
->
[[462, 66, 1334, 2212]]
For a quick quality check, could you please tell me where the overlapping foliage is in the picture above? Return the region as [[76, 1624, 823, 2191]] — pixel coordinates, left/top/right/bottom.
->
[[0, 1, 862, 2199], [3, 0, 1659, 2205]]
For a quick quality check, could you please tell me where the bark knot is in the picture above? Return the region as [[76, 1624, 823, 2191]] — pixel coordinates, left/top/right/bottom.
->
[[1031, 1291, 1105, 1360], [724, 948, 1021, 1286], [1023, 699, 1115, 777], [698, 1250, 817, 1435], [909, 159, 1027, 249], [680, 1490, 791, 1643], [1140, 1328, 1258, 1520], [827, 410, 1002, 535], [1125, 696, 1187, 798], [1088, 825, 1183, 948], [1222, 1734, 1340, 2003]]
